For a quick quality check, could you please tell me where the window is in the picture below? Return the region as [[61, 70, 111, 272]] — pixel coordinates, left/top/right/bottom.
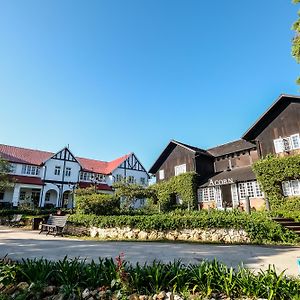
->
[[54, 166, 61, 176], [238, 181, 263, 199], [282, 181, 292, 196], [140, 177, 146, 185], [127, 176, 135, 183], [0, 192, 4, 200], [274, 138, 284, 153], [291, 134, 300, 150], [159, 169, 165, 180], [238, 183, 247, 199], [174, 164, 186, 176], [45, 192, 50, 202], [19, 191, 26, 201], [274, 134, 300, 153], [198, 187, 215, 202], [65, 167, 71, 177], [282, 180, 300, 196], [96, 174, 105, 182], [21, 165, 40, 176], [80, 172, 91, 181], [10, 164, 17, 174], [115, 174, 123, 182]]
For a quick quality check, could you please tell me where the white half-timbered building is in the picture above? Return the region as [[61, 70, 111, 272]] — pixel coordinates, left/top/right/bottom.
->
[[0, 144, 149, 209]]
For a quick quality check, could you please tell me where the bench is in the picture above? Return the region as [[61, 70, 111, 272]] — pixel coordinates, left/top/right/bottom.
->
[[39, 215, 68, 236]]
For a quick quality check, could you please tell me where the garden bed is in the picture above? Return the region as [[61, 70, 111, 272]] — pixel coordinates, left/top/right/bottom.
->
[[0, 256, 299, 300]]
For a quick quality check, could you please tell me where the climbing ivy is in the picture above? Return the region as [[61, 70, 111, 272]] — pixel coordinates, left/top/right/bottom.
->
[[252, 154, 300, 208], [153, 172, 199, 211]]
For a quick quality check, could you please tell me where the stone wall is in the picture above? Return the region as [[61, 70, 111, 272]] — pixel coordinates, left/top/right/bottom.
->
[[65, 225, 250, 243]]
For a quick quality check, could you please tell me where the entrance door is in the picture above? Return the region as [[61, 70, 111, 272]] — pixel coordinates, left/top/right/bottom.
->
[[220, 185, 233, 208]]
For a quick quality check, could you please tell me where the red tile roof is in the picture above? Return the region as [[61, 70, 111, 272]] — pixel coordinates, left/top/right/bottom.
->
[[9, 175, 44, 186], [0, 144, 53, 165], [0, 144, 130, 174], [78, 182, 113, 191]]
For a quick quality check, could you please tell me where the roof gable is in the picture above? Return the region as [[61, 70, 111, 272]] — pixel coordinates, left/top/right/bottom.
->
[[77, 153, 131, 175], [148, 140, 211, 174], [242, 94, 300, 140]]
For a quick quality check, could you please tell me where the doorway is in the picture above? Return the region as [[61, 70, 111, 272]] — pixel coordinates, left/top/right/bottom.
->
[[220, 185, 233, 208]]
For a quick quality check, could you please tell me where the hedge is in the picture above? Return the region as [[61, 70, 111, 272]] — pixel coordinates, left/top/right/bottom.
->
[[68, 210, 299, 244]]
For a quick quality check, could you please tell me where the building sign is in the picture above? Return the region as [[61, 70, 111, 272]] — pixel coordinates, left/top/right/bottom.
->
[[209, 178, 234, 186]]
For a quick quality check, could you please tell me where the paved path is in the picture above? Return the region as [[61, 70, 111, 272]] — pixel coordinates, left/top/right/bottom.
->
[[0, 226, 299, 277]]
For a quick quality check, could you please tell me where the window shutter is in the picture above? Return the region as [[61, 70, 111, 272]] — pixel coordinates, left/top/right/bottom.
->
[[273, 138, 284, 153], [291, 134, 300, 150]]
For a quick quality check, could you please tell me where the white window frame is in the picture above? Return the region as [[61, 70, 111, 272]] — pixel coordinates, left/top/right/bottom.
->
[[54, 166, 61, 176], [198, 187, 215, 203], [127, 176, 135, 183], [238, 181, 263, 199], [174, 164, 186, 176], [10, 163, 17, 174], [290, 134, 300, 150], [282, 180, 300, 196], [159, 169, 165, 180], [273, 138, 284, 153], [65, 167, 71, 177], [21, 165, 40, 176]]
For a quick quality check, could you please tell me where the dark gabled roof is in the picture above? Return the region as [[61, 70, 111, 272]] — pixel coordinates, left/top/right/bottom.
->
[[207, 139, 256, 157], [148, 140, 212, 174], [242, 94, 300, 141]]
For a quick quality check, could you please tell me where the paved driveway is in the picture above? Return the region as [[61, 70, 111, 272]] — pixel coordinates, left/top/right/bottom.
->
[[0, 226, 299, 277]]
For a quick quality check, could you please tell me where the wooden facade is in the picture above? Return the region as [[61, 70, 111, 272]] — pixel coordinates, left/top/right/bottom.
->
[[149, 94, 300, 210]]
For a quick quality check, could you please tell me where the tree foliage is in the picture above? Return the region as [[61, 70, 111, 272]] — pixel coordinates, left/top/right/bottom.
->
[[292, 0, 300, 84], [75, 188, 120, 215], [113, 182, 157, 209], [0, 157, 12, 191]]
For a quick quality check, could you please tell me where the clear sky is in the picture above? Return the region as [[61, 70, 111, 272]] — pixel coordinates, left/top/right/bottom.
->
[[0, 1, 299, 169]]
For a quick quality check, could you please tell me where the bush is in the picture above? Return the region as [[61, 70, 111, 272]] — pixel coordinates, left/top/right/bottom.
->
[[75, 193, 120, 215], [68, 210, 300, 244]]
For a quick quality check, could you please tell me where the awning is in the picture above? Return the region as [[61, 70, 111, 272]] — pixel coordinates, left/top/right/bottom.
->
[[199, 166, 257, 188], [9, 175, 44, 186]]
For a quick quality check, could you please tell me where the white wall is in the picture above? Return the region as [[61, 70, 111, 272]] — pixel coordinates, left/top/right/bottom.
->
[[44, 159, 81, 182]]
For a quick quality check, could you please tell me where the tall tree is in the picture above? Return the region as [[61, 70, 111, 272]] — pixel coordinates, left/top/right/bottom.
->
[[0, 157, 12, 191], [292, 0, 300, 84]]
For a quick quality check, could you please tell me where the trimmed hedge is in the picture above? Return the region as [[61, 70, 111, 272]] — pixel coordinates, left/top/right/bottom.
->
[[68, 210, 299, 244]]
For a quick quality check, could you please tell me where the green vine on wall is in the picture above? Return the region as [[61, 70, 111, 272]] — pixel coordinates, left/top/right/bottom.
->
[[153, 172, 199, 211], [252, 154, 300, 208]]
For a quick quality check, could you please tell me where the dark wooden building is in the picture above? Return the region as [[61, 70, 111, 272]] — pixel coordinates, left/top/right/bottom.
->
[[149, 94, 300, 210]]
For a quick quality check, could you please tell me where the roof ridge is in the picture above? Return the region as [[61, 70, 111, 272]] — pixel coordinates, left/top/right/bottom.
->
[[207, 139, 248, 150], [0, 143, 54, 154]]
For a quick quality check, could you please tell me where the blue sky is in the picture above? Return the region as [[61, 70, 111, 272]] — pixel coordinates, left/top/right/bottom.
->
[[0, 1, 299, 169]]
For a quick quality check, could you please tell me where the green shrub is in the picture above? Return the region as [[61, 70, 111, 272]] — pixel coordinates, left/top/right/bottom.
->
[[68, 210, 299, 244], [75, 193, 120, 215]]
